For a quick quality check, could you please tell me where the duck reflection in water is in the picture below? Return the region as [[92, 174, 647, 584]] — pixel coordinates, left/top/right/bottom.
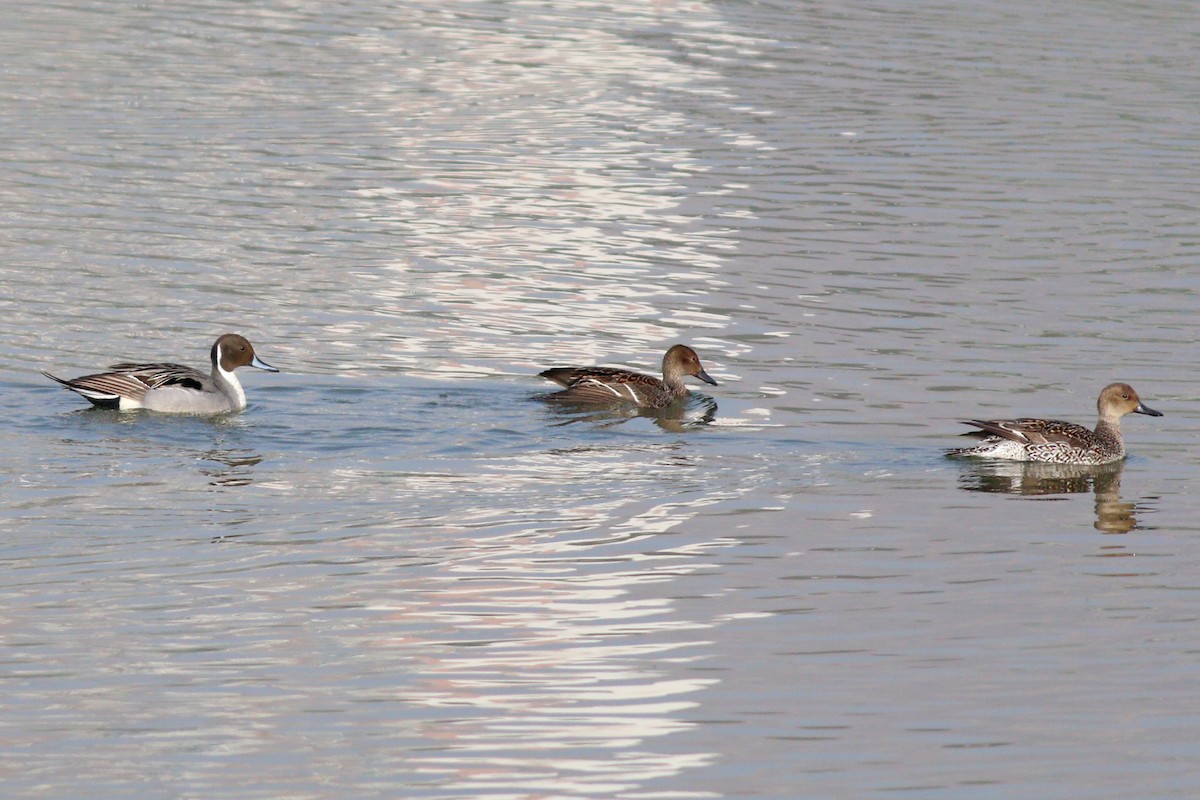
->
[[953, 459, 1141, 534], [540, 394, 718, 432], [200, 448, 264, 487]]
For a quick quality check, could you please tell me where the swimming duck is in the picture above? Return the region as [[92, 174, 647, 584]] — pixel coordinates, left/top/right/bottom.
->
[[949, 382, 1162, 464], [539, 344, 718, 408], [44, 333, 278, 414]]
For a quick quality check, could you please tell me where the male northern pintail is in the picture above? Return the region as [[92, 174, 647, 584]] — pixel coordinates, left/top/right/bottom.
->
[[539, 344, 718, 408], [43, 333, 278, 414], [949, 382, 1162, 465]]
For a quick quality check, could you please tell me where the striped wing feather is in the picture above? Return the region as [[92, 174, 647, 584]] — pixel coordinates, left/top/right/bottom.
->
[[44, 370, 148, 402], [540, 367, 665, 406], [106, 362, 207, 391], [962, 417, 1095, 446], [46, 361, 207, 404]]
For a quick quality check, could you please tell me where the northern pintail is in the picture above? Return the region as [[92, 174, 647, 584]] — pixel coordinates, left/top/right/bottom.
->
[[949, 382, 1162, 465], [539, 344, 718, 408], [43, 333, 278, 414]]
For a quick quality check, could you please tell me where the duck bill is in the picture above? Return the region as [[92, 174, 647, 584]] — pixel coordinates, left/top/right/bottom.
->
[[1134, 402, 1163, 417], [251, 355, 280, 372], [696, 368, 718, 387]]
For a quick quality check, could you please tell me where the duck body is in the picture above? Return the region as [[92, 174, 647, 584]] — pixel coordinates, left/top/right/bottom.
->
[[949, 383, 1162, 465], [539, 344, 717, 409], [44, 333, 278, 414]]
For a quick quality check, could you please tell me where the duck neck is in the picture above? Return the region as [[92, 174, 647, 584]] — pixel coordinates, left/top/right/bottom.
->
[[212, 361, 247, 410], [1095, 416, 1124, 449], [660, 367, 687, 397]]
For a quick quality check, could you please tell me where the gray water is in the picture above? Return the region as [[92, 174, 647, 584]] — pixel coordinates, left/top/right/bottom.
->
[[3, 1, 1200, 798]]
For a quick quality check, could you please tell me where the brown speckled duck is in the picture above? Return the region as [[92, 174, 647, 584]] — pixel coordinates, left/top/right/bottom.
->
[[539, 344, 718, 408], [949, 382, 1162, 465]]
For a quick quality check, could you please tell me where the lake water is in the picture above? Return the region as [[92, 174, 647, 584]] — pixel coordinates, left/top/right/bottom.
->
[[3, 1, 1200, 798]]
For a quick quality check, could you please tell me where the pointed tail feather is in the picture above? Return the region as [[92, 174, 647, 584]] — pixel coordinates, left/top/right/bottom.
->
[[43, 370, 122, 407]]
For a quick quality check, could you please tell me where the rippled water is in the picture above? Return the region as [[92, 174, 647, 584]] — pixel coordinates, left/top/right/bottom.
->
[[3, 1, 1200, 798]]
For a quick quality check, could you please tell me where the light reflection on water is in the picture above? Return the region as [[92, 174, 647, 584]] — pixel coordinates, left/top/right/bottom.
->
[[2, 429, 755, 795], [5, 429, 752, 795], [343, 1, 750, 381], [392, 532, 734, 794]]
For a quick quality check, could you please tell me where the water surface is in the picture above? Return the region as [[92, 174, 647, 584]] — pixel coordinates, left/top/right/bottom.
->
[[3, 1, 1200, 798]]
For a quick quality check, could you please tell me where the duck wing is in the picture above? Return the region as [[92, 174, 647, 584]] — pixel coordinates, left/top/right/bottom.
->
[[538, 366, 638, 388], [961, 417, 1095, 446], [540, 367, 665, 406], [106, 362, 208, 392]]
